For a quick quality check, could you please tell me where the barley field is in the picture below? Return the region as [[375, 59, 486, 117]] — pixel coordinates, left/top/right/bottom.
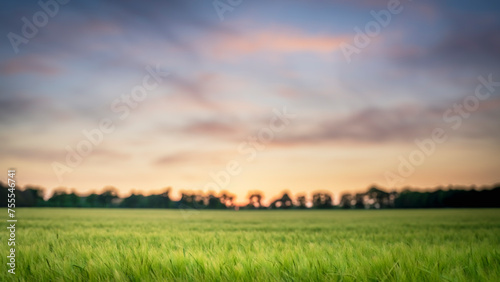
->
[[2, 209, 500, 281]]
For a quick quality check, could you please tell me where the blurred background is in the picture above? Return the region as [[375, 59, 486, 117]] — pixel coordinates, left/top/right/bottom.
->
[[1, 0, 499, 205]]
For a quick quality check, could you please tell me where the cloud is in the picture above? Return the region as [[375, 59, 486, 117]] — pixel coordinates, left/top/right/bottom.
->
[[1, 148, 64, 162], [183, 120, 243, 136], [154, 72, 266, 115], [272, 105, 445, 145], [0, 94, 83, 126], [0, 55, 61, 75], [209, 28, 348, 57], [170, 118, 256, 141], [154, 152, 196, 166], [0, 95, 48, 120], [151, 115, 275, 144], [275, 96, 500, 146], [390, 15, 500, 70], [154, 150, 233, 166], [0, 0, 236, 68], [167, 73, 219, 109], [432, 20, 500, 67], [0, 146, 130, 163]]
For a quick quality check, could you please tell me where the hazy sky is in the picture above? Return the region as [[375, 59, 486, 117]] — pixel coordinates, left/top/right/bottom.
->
[[1, 0, 499, 202]]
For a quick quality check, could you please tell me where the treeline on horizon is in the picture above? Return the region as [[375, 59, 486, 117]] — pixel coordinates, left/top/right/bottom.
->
[[1, 182, 499, 209]]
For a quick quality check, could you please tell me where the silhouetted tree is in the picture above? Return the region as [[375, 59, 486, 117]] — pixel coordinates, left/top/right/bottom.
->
[[354, 193, 365, 209], [84, 193, 99, 207], [144, 188, 171, 208], [365, 186, 391, 209], [1, 182, 500, 209], [312, 192, 333, 209], [97, 187, 119, 207], [270, 192, 293, 209], [220, 191, 235, 209], [47, 188, 74, 207], [121, 193, 142, 208], [340, 193, 353, 209], [20, 186, 45, 207], [205, 193, 223, 209], [296, 194, 307, 209], [247, 191, 264, 209]]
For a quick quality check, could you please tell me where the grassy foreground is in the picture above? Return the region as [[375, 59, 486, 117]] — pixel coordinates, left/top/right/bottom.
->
[[1, 209, 500, 281]]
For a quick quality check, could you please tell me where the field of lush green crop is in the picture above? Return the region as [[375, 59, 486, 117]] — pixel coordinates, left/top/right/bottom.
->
[[1, 209, 500, 281]]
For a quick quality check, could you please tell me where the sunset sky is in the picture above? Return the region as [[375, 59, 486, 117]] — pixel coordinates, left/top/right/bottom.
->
[[1, 0, 499, 203]]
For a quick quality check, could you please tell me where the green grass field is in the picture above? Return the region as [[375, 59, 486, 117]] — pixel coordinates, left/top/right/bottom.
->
[[2, 209, 500, 281]]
